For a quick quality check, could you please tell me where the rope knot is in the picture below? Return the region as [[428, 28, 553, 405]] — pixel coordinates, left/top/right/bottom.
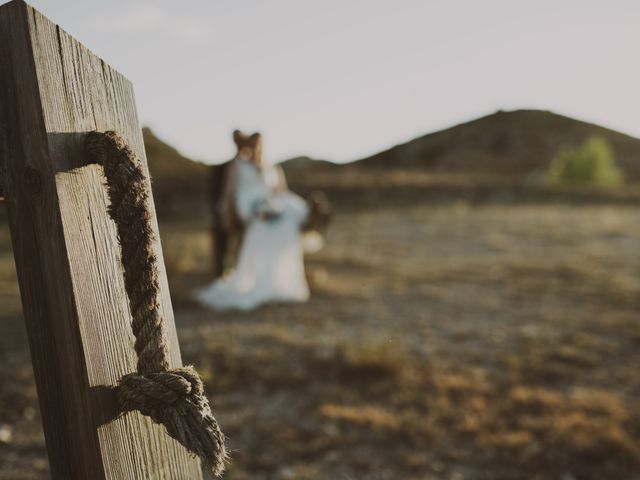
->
[[117, 366, 226, 474], [118, 367, 199, 417]]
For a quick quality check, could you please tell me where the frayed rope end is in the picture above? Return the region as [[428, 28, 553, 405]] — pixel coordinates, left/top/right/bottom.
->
[[117, 366, 227, 476]]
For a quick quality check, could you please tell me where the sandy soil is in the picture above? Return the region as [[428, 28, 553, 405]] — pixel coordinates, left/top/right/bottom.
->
[[0, 198, 639, 479]]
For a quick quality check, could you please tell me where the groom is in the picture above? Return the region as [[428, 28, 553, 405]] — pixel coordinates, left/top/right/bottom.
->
[[210, 130, 262, 278]]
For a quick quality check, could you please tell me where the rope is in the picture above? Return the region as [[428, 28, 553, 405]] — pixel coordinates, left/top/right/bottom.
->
[[85, 131, 227, 476]]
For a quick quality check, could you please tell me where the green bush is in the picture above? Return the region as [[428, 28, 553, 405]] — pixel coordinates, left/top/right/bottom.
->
[[548, 136, 623, 187]]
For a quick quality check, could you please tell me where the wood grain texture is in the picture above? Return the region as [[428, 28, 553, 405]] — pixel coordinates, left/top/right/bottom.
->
[[0, 1, 202, 478]]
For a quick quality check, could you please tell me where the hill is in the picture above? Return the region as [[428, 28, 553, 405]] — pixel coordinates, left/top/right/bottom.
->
[[142, 127, 210, 217], [139, 110, 640, 217], [279, 156, 337, 170], [354, 110, 640, 180], [144, 110, 640, 189], [143, 127, 208, 179]]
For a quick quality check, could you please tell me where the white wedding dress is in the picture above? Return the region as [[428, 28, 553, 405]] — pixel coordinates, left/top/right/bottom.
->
[[196, 158, 310, 311]]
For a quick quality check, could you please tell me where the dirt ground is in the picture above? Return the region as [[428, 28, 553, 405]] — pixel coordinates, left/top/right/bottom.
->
[[1, 192, 639, 479]]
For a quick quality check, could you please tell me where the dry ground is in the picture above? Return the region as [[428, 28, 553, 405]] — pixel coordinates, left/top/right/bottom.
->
[[0, 193, 639, 479]]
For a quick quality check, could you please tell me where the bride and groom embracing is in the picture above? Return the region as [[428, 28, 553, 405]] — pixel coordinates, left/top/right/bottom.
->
[[196, 130, 330, 311]]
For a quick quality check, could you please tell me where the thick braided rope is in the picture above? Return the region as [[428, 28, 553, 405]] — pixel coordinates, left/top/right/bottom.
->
[[85, 131, 226, 476]]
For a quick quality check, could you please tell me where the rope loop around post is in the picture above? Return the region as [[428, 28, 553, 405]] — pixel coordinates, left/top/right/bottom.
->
[[85, 131, 226, 476]]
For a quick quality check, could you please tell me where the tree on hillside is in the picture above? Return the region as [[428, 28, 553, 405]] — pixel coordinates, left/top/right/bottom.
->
[[548, 136, 623, 187]]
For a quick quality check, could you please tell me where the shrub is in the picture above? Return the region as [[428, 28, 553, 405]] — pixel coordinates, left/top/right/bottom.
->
[[548, 136, 623, 187]]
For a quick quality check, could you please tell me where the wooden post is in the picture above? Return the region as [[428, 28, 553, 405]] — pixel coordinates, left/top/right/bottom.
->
[[0, 2, 203, 478]]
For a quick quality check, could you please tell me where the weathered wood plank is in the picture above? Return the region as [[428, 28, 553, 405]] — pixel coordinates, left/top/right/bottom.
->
[[26, 2, 183, 368], [0, 1, 202, 478]]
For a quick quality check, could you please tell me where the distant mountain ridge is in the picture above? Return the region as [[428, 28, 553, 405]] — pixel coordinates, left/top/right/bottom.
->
[[352, 110, 640, 179], [142, 127, 209, 216], [278, 155, 337, 169], [142, 110, 640, 217], [145, 110, 640, 180], [143, 127, 208, 178]]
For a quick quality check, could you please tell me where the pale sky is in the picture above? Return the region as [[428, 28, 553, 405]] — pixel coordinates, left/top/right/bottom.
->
[[18, 1, 640, 164]]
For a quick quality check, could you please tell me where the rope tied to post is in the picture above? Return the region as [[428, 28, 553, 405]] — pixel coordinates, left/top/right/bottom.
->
[[85, 131, 227, 476]]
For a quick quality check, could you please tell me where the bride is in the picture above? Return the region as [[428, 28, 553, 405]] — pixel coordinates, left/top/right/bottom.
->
[[196, 130, 311, 311]]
